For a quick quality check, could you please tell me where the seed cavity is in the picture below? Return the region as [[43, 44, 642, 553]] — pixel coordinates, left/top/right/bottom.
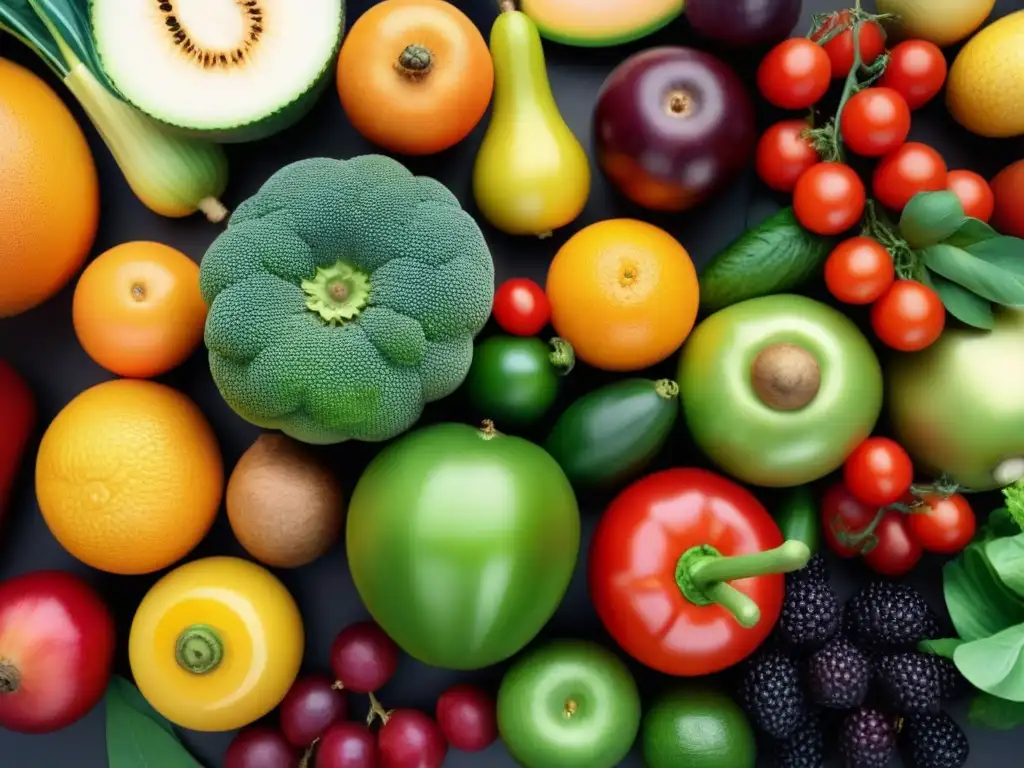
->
[[156, 0, 265, 69]]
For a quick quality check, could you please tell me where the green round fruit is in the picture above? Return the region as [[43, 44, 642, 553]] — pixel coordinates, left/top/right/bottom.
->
[[346, 422, 580, 670], [642, 687, 756, 768], [497, 640, 641, 768], [887, 307, 1024, 491], [677, 294, 883, 488]]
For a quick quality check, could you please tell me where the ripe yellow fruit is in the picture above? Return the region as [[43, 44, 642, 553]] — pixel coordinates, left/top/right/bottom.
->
[[877, 0, 995, 47], [35, 379, 223, 575], [946, 10, 1024, 138]]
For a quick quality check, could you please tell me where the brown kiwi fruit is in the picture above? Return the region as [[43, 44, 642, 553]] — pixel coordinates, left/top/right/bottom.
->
[[226, 432, 343, 568]]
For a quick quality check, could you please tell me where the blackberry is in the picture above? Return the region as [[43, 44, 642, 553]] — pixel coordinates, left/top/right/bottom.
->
[[737, 649, 807, 739], [845, 581, 940, 650], [790, 552, 829, 585], [916, 654, 969, 700], [902, 711, 970, 768], [839, 707, 897, 768], [771, 708, 825, 768], [777, 577, 842, 650], [873, 652, 942, 715], [807, 637, 870, 710]]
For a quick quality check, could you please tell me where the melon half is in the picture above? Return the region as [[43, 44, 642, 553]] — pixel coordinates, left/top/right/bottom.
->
[[520, 0, 684, 47]]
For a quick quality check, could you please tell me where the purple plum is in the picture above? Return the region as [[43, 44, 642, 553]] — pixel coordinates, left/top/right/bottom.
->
[[686, 0, 803, 47]]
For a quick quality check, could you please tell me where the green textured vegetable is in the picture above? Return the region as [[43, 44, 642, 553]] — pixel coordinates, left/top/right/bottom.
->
[[199, 155, 495, 445], [698, 207, 833, 313]]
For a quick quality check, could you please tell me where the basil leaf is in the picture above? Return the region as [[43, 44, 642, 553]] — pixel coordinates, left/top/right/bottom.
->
[[899, 190, 966, 249], [969, 692, 1024, 730], [986, 535, 1024, 598], [922, 243, 1024, 307], [919, 638, 964, 659], [966, 235, 1024, 277], [928, 271, 995, 329], [698, 207, 833, 313], [106, 681, 203, 768], [946, 217, 1000, 249], [954, 623, 1024, 703]]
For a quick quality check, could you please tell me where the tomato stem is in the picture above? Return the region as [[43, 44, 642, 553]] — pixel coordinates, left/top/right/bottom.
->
[[548, 337, 575, 376], [174, 624, 224, 675], [0, 661, 20, 693]]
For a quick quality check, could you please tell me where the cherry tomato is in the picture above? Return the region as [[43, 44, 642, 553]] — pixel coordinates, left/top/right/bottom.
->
[[878, 40, 948, 111], [872, 142, 948, 212], [589, 468, 804, 677], [824, 236, 895, 305], [492, 278, 550, 337], [821, 481, 878, 558], [755, 120, 821, 193], [840, 87, 911, 157], [870, 279, 945, 352], [862, 511, 922, 578], [947, 170, 995, 223], [812, 12, 886, 79], [907, 493, 976, 555], [793, 163, 866, 236], [843, 437, 914, 507], [757, 39, 832, 110]]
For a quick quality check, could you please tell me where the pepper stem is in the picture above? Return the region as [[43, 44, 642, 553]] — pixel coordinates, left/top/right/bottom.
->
[[175, 625, 224, 675], [655, 379, 680, 399], [0, 661, 20, 693], [548, 338, 575, 376]]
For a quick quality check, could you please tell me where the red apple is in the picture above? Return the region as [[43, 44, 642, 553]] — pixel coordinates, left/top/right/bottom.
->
[[0, 571, 115, 733]]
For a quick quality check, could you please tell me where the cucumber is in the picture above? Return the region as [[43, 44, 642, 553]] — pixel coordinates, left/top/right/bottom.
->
[[544, 378, 680, 490]]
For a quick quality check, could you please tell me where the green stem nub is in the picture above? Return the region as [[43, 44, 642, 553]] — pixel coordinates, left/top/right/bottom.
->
[[397, 44, 434, 79], [675, 541, 811, 629], [548, 337, 575, 376], [301, 260, 371, 326], [175, 625, 224, 675], [655, 379, 680, 399]]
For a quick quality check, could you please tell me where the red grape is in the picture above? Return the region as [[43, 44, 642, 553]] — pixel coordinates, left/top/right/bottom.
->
[[378, 710, 447, 768], [315, 722, 379, 768], [435, 685, 497, 752], [330, 621, 399, 694], [279, 674, 348, 748], [225, 726, 301, 768]]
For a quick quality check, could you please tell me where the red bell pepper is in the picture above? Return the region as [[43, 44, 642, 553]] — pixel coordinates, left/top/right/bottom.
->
[[0, 360, 35, 523], [589, 468, 810, 677]]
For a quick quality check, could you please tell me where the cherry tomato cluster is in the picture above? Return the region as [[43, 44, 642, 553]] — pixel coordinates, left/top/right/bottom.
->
[[224, 620, 498, 768], [821, 437, 977, 578]]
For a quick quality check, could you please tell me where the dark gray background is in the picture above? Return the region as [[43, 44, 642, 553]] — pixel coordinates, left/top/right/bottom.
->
[[1, 0, 1023, 765]]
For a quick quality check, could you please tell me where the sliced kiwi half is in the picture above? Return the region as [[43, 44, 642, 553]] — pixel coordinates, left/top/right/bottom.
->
[[90, 0, 345, 143]]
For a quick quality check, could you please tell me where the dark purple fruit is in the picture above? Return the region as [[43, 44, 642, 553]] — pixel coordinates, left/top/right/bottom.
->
[[686, 0, 802, 47], [279, 675, 348, 748], [435, 684, 498, 752], [330, 621, 400, 694], [315, 722, 379, 768], [225, 726, 300, 768], [593, 47, 756, 213], [378, 710, 447, 768]]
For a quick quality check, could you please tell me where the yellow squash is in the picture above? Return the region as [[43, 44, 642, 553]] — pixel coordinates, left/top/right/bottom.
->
[[129, 556, 304, 732], [472, 1, 590, 237]]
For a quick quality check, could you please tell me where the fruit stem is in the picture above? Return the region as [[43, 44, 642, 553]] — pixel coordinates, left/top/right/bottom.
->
[[198, 197, 229, 224], [395, 44, 434, 80], [175, 625, 224, 675], [498, 0, 517, 12], [675, 542, 811, 628], [0, 661, 20, 693], [366, 691, 392, 727], [478, 419, 501, 440], [299, 738, 319, 768], [655, 379, 680, 399], [548, 338, 575, 376]]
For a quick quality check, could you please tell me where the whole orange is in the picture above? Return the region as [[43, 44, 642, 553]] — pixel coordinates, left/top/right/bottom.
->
[[0, 58, 99, 318], [72, 241, 207, 378], [991, 160, 1024, 238], [35, 380, 224, 575], [546, 219, 700, 371]]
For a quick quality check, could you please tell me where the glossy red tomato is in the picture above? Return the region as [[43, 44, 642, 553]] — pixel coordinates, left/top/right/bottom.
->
[[947, 170, 995, 222], [755, 120, 821, 193], [907, 493, 977, 555], [871, 279, 946, 352], [863, 512, 922, 577], [878, 40, 948, 111], [793, 163, 866, 236], [757, 39, 832, 110], [843, 437, 914, 507], [812, 12, 886, 78], [821, 482, 878, 558], [589, 468, 807, 677], [872, 142, 948, 212], [840, 88, 911, 157], [824, 236, 895, 305], [492, 278, 550, 337], [0, 571, 115, 733]]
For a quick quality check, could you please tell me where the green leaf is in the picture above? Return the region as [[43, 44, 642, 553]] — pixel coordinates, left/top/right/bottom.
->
[[922, 243, 1024, 307], [986, 535, 1024, 598], [1003, 483, 1024, 532], [919, 638, 964, 659], [108, 676, 176, 738], [106, 680, 203, 768], [966, 235, 1024, 277], [969, 692, 1024, 730], [945, 217, 1000, 249], [943, 543, 1024, 642], [26, 0, 115, 91], [698, 207, 834, 313], [900, 191, 966, 249], [928, 271, 995, 329], [954, 623, 1024, 702], [0, 0, 66, 75]]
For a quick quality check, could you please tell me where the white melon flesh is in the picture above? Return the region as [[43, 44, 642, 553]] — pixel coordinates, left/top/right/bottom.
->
[[91, 0, 343, 133]]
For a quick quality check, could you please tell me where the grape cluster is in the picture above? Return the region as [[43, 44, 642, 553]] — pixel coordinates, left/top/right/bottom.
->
[[224, 620, 498, 767]]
